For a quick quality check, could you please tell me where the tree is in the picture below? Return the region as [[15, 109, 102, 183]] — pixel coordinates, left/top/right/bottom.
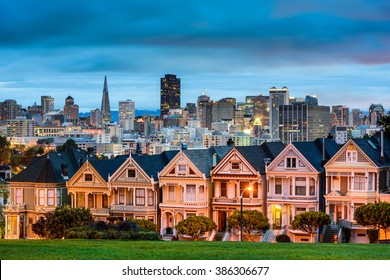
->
[[0, 136, 11, 165], [32, 205, 93, 239], [354, 202, 390, 241], [0, 182, 9, 238], [378, 113, 390, 138], [58, 139, 78, 152], [227, 210, 269, 241], [291, 211, 331, 243], [175, 216, 216, 240]]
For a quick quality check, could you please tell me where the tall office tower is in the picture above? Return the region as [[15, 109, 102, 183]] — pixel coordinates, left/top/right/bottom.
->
[[244, 96, 257, 116], [184, 103, 197, 119], [351, 109, 363, 126], [41, 96, 55, 113], [269, 87, 289, 139], [63, 96, 79, 125], [90, 108, 102, 128], [368, 104, 384, 126], [101, 75, 112, 125], [278, 101, 331, 143], [5, 119, 35, 137], [211, 98, 235, 122], [253, 95, 269, 129], [331, 105, 349, 127], [305, 95, 318, 106], [197, 90, 212, 129], [160, 74, 180, 118], [0, 99, 22, 120], [27, 102, 43, 115], [119, 99, 135, 132]]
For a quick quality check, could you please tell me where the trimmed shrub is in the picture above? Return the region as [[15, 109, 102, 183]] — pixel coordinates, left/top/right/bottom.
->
[[367, 229, 379, 244], [276, 234, 291, 243], [117, 220, 140, 232]]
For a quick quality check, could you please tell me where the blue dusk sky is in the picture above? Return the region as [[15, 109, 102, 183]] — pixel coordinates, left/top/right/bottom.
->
[[0, 0, 390, 112]]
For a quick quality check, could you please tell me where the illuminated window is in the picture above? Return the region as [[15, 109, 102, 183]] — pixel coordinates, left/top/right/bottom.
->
[[346, 151, 357, 162], [135, 188, 145, 206], [38, 189, 45, 206], [168, 186, 175, 200], [148, 190, 154, 206], [16, 188, 22, 204], [56, 189, 61, 206], [186, 185, 196, 201], [47, 189, 55, 206]]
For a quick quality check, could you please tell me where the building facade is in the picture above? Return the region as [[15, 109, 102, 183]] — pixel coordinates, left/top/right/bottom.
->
[[160, 74, 180, 119]]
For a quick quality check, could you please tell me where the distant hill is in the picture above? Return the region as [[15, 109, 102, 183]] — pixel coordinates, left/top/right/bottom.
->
[[79, 110, 160, 122]]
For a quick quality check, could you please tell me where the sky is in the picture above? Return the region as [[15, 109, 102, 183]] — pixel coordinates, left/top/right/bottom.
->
[[0, 0, 390, 112]]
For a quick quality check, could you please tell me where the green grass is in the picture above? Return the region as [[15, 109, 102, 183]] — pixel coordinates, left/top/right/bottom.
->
[[1, 240, 389, 260]]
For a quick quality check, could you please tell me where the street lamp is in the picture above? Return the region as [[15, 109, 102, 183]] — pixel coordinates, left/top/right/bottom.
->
[[240, 186, 252, 242]]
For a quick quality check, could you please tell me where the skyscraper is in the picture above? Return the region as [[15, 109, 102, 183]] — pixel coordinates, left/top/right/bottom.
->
[[101, 75, 111, 125], [41, 96, 55, 113], [160, 74, 180, 118], [269, 87, 289, 139], [368, 104, 384, 126], [63, 96, 79, 125], [331, 105, 349, 127], [119, 100, 135, 132], [197, 90, 212, 129]]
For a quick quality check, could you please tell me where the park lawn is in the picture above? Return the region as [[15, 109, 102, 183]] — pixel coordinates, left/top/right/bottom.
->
[[0, 239, 389, 260]]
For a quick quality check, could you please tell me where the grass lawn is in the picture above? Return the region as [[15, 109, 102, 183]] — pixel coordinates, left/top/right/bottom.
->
[[0, 239, 389, 260]]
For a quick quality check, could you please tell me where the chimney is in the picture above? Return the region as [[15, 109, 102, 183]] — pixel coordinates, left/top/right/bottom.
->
[[380, 130, 385, 163], [181, 143, 187, 150], [212, 153, 217, 167]]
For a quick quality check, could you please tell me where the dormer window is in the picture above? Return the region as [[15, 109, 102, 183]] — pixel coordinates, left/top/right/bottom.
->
[[231, 162, 240, 170], [286, 157, 297, 168], [127, 169, 136, 178], [178, 165, 186, 175], [85, 174, 93, 182], [346, 151, 357, 162]]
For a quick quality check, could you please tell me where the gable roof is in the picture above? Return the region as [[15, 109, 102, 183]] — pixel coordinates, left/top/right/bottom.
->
[[88, 155, 127, 181], [182, 149, 214, 177], [352, 135, 390, 167], [292, 138, 340, 172], [131, 153, 173, 180], [10, 148, 87, 183]]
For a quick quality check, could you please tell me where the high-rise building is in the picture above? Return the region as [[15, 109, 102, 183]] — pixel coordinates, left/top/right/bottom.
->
[[278, 101, 331, 143], [63, 96, 79, 125], [197, 90, 212, 129], [41, 96, 55, 113], [351, 109, 363, 127], [253, 95, 269, 129], [211, 98, 235, 123], [0, 99, 22, 120], [160, 74, 180, 118], [90, 109, 102, 128], [6, 119, 35, 137], [368, 104, 384, 126], [119, 100, 135, 132], [101, 75, 111, 125], [331, 105, 349, 127], [269, 87, 289, 139]]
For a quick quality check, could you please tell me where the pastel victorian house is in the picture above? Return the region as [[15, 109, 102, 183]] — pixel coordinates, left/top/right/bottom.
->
[[158, 148, 225, 237], [66, 156, 127, 220], [5, 149, 86, 239], [324, 135, 390, 243], [211, 143, 284, 237], [266, 138, 339, 242], [108, 153, 170, 225]]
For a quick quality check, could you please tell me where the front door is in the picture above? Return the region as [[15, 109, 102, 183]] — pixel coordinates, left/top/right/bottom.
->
[[218, 211, 227, 231]]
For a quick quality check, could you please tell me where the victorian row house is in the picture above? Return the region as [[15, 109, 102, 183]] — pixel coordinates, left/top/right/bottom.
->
[[5, 136, 390, 242]]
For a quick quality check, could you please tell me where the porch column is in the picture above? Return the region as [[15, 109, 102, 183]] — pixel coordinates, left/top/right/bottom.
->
[[236, 181, 240, 198], [195, 184, 199, 202]]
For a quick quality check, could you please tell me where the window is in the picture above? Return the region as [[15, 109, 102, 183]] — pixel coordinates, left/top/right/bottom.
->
[[295, 178, 306, 196], [253, 183, 258, 198], [16, 188, 22, 204], [346, 151, 357, 162], [309, 179, 315, 196], [38, 189, 45, 206], [119, 190, 125, 204], [88, 194, 94, 208], [135, 189, 145, 205], [77, 193, 85, 208], [168, 186, 175, 200], [102, 194, 108, 208], [354, 173, 365, 190], [148, 190, 154, 206], [127, 169, 136, 178], [231, 162, 240, 170], [275, 178, 282, 194], [56, 189, 62, 206], [286, 157, 297, 168], [178, 165, 186, 175], [186, 185, 196, 201], [220, 182, 227, 197], [295, 207, 306, 215], [199, 185, 205, 201], [85, 174, 93, 182], [187, 213, 196, 218], [47, 189, 55, 206], [240, 183, 250, 198]]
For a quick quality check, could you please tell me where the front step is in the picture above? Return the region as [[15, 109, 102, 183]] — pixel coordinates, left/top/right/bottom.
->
[[323, 226, 338, 243], [214, 231, 225, 241]]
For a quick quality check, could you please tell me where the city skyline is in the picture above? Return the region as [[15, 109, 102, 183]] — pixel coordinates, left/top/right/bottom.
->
[[1, 1, 389, 112]]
